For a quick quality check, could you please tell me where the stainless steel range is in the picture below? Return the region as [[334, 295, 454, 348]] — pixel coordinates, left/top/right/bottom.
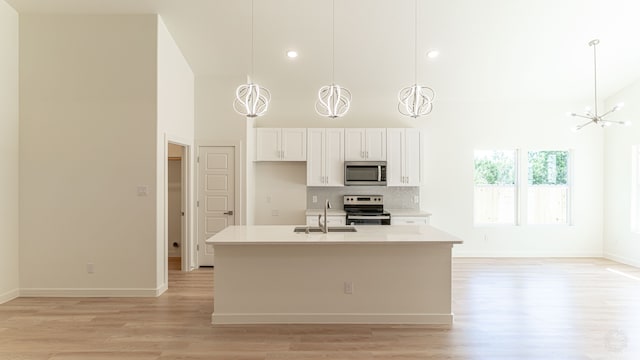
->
[[344, 195, 391, 225]]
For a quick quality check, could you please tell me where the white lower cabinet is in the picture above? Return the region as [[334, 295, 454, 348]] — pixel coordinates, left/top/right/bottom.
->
[[306, 215, 346, 227], [390, 216, 430, 225]]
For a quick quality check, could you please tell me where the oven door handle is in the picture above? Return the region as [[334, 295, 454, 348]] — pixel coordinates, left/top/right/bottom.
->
[[347, 215, 391, 220]]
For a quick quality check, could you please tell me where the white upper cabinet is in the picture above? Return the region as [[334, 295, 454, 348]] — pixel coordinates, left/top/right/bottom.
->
[[256, 128, 306, 161], [344, 128, 386, 161], [386, 128, 422, 186], [307, 128, 344, 186]]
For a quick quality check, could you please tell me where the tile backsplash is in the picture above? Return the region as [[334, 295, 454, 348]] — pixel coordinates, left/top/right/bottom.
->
[[307, 186, 420, 210]]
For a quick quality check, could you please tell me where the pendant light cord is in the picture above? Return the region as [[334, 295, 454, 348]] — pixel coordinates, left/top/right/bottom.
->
[[414, 0, 418, 85], [250, 0, 255, 82], [332, 0, 335, 85], [592, 40, 598, 116]]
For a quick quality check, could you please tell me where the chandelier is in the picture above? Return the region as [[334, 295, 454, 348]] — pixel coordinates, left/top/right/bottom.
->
[[315, 0, 351, 118], [398, 0, 435, 118], [570, 39, 630, 131], [233, 0, 271, 118]]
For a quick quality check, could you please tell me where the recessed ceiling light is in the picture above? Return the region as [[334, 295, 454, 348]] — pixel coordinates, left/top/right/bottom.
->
[[286, 50, 298, 58], [426, 49, 440, 59]]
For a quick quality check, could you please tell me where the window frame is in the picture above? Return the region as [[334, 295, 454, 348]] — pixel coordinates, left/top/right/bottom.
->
[[631, 145, 640, 233], [473, 149, 520, 227], [524, 149, 573, 226]]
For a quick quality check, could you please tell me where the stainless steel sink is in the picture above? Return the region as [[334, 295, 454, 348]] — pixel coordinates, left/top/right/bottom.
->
[[327, 227, 357, 232], [293, 227, 324, 233], [293, 226, 357, 233]]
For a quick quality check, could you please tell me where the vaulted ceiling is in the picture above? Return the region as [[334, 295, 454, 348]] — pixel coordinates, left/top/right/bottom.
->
[[7, 0, 640, 104]]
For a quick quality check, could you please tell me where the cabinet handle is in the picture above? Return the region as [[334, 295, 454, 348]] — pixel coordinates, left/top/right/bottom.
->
[[366, 151, 369, 158]]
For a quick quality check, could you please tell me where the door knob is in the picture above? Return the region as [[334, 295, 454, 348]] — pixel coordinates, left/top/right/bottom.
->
[[224, 210, 234, 215]]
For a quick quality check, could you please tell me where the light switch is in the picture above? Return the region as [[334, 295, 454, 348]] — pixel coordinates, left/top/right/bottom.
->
[[137, 186, 149, 196]]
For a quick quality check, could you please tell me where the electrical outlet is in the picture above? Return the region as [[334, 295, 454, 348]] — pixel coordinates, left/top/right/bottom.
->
[[271, 209, 279, 216], [86, 263, 94, 274], [312, 195, 318, 203], [413, 195, 419, 204], [483, 234, 488, 242], [344, 281, 353, 294]]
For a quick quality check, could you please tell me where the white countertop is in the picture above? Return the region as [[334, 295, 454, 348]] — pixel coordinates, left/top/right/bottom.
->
[[206, 225, 463, 245]]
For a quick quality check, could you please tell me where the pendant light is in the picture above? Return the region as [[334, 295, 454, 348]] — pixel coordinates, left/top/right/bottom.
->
[[315, 0, 351, 118], [569, 39, 630, 131], [233, 0, 271, 118], [398, 0, 435, 118]]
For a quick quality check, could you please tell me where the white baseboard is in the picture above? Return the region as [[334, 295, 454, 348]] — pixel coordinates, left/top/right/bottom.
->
[[20, 286, 164, 298], [155, 282, 168, 296], [0, 288, 19, 304], [453, 251, 603, 258], [604, 253, 640, 268], [211, 312, 453, 325]]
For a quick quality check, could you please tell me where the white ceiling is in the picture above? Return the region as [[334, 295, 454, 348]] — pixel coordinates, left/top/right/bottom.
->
[[7, 0, 640, 103]]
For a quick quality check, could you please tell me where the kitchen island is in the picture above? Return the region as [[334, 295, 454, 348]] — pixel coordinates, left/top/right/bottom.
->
[[206, 225, 463, 325]]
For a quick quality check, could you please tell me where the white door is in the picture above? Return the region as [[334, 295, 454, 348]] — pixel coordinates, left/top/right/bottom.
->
[[386, 128, 404, 186], [404, 129, 421, 186], [198, 146, 235, 266], [281, 128, 307, 161], [325, 128, 345, 186], [344, 128, 366, 160], [365, 128, 387, 161], [255, 128, 281, 161], [307, 129, 326, 186]]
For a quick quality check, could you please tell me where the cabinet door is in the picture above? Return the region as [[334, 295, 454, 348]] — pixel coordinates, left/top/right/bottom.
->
[[391, 216, 429, 225], [324, 128, 345, 186], [281, 128, 307, 161], [404, 129, 421, 186], [365, 128, 387, 160], [306, 216, 320, 226], [386, 128, 404, 186], [306, 129, 326, 186], [326, 216, 346, 226], [344, 128, 366, 160], [256, 128, 281, 161]]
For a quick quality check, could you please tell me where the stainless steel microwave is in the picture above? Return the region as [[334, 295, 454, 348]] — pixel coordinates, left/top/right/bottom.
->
[[344, 161, 387, 186]]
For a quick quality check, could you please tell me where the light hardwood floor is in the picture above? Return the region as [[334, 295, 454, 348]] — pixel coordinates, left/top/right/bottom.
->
[[1, 258, 639, 359]]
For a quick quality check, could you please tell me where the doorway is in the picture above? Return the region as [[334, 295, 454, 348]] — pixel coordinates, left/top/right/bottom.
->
[[167, 143, 184, 271]]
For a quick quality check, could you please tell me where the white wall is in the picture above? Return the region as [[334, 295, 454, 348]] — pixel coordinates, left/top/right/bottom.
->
[[423, 100, 604, 257], [157, 17, 194, 281], [194, 80, 605, 255], [19, 14, 160, 295], [0, 0, 19, 304], [603, 78, 640, 267], [253, 162, 307, 225]]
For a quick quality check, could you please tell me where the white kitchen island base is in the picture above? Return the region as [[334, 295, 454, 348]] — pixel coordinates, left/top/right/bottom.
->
[[208, 225, 463, 325]]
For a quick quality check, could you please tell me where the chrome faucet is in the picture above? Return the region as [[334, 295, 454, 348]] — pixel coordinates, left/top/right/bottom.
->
[[317, 199, 332, 233]]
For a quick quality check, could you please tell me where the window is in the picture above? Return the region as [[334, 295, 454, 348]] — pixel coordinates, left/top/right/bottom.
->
[[527, 150, 570, 225], [631, 145, 640, 233], [474, 150, 518, 225]]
